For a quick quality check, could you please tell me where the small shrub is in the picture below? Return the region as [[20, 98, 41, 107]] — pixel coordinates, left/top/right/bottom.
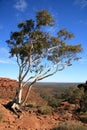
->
[[0, 96, 2, 98], [79, 113, 87, 123], [38, 106, 52, 115], [25, 102, 37, 109], [40, 92, 61, 108], [40, 93, 49, 100], [0, 111, 3, 122], [52, 121, 87, 130], [48, 99, 61, 108], [25, 104, 35, 108]]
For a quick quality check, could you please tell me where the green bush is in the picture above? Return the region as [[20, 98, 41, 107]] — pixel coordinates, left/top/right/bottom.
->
[[40, 93, 49, 100], [52, 121, 87, 130], [40, 93, 60, 108], [38, 106, 52, 115], [61, 86, 84, 104], [48, 99, 61, 108]]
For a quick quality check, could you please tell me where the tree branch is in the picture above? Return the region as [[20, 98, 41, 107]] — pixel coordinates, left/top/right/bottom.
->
[[37, 63, 65, 81]]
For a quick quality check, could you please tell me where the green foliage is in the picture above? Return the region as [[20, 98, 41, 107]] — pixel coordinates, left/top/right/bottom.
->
[[48, 99, 61, 108], [36, 10, 55, 27], [61, 86, 84, 104], [38, 106, 52, 115], [61, 85, 87, 112], [18, 19, 34, 32], [58, 29, 74, 40], [40, 92, 61, 108], [40, 93, 49, 100], [79, 91, 87, 112], [52, 121, 87, 130], [6, 9, 82, 71]]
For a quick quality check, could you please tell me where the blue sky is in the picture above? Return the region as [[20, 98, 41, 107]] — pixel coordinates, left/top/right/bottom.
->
[[0, 0, 87, 83]]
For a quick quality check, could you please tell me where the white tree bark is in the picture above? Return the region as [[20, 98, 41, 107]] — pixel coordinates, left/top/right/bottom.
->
[[18, 86, 22, 104]]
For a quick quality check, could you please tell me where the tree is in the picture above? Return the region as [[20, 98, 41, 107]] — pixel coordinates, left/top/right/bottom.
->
[[77, 81, 87, 112], [6, 10, 82, 115]]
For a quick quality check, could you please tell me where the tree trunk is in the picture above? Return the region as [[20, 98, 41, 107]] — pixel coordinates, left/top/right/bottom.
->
[[5, 80, 36, 117], [13, 81, 23, 104], [21, 85, 32, 106], [5, 81, 23, 117], [21, 80, 36, 106]]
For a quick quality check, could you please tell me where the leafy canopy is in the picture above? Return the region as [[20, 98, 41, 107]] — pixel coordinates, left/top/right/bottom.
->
[[6, 9, 82, 82]]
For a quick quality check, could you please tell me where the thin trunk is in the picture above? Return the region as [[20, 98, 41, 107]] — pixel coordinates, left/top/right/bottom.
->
[[13, 81, 23, 104], [18, 87, 22, 104], [21, 80, 36, 106]]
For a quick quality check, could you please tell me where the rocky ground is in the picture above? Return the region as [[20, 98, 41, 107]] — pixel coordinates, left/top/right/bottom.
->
[[0, 78, 86, 130]]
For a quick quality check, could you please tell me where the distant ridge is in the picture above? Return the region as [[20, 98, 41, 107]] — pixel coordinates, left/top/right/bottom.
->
[[0, 77, 18, 88]]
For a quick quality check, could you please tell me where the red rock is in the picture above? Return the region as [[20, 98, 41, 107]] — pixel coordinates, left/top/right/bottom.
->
[[0, 77, 18, 88]]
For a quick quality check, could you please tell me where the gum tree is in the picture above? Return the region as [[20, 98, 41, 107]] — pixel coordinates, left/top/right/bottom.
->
[[6, 10, 82, 114]]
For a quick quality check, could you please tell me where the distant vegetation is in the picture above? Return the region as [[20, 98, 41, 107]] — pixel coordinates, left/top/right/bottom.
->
[[35, 82, 87, 122], [36, 82, 78, 109], [52, 121, 87, 130]]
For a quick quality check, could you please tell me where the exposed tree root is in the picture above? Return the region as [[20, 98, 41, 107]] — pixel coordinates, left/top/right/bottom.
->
[[4, 101, 22, 118]]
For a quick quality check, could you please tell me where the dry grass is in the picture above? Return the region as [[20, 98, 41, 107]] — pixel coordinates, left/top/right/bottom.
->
[[0, 110, 3, 122], [38, 106, 52, 115], [79, 112, 87, 123], [52, 121, 87, 130]]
